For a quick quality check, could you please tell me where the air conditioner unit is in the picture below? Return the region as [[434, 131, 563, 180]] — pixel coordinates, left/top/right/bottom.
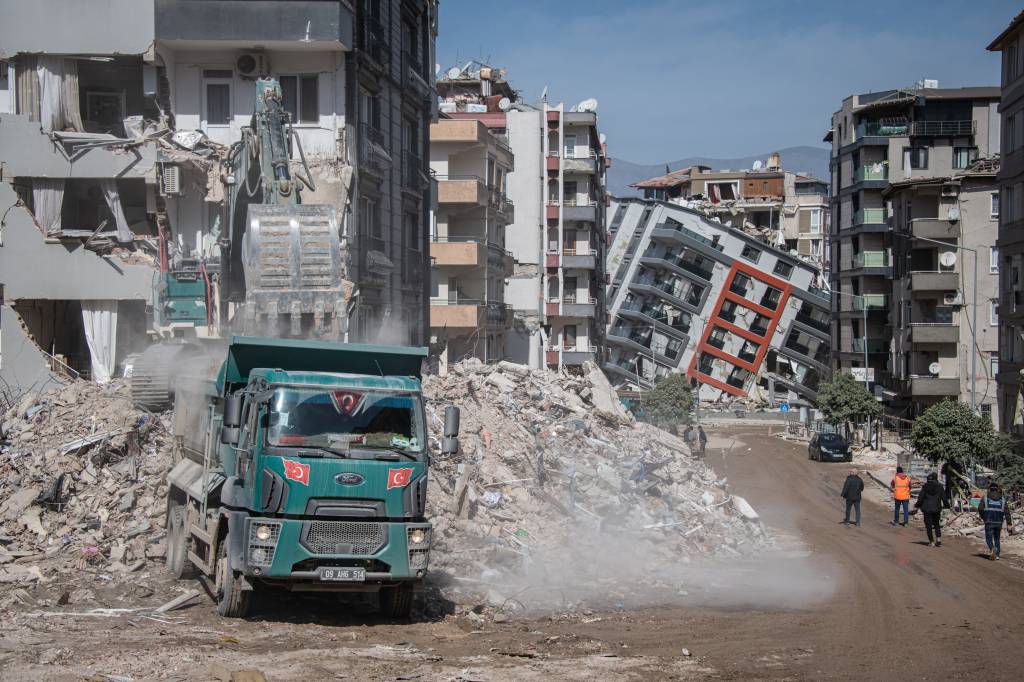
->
[[943, 291, 963, 305], [236, 53, 270, 79], [161, 165, 181, 196], [941, 183, 960, 198]]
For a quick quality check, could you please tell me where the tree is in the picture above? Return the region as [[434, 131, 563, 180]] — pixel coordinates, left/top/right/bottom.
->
[[910, 400, 997, 472], [639, 374, 693, 434], [815, 372, 881, 427]]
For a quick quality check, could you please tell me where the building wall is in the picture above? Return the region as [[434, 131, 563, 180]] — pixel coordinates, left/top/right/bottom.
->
[[0, 0, 155, 57]]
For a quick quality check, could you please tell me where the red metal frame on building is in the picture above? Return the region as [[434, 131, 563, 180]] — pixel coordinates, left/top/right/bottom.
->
[[686, 260, 793, 396]]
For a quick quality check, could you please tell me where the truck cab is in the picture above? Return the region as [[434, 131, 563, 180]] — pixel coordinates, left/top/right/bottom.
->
[[165, 337, 457, 618]]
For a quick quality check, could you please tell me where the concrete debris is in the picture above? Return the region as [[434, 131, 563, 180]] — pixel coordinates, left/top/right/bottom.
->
[[0, 380, 170, 607], [423, 360, 771, 612]]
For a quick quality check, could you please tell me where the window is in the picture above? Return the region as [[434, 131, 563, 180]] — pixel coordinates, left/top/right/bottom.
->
[[773, 260, 794, 279], [991, 299, 999, 326], [991, 246, 1000, 273], [991, 354, 1000, 377], [202, 69, 233, 126], [981, 404, 993, 422], [706, 181, 737, 202], [992, 192, 1001, 219], [564, 134, 577, 158], [810, 239, 822, 257], [730, 273, 752, 296], [953, 146, 977, 170], [1009, 41, 1019, 83], [279, 75, 319, 124], [741, 244, 761, 262], [360, 196, 382, 247], [903, 147, 928, 170], [708, 327, 727, 350], [760, 287, 782, 310], [809, 208, 822, 233], [1008, 113, 1018, 153], [1006, 184, 1017, 222]]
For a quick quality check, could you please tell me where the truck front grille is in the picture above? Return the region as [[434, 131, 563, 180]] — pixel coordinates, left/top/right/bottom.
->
[[301, 521, 387, 555]]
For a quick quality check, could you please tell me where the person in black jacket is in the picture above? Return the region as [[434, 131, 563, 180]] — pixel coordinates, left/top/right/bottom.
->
[[841, 469, 864, 526], [978, 483, 1015, 560], [913, 472, 949, 546]]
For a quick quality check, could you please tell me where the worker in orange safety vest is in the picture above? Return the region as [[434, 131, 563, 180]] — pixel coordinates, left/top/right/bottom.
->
[[890, 466, 913, 526]]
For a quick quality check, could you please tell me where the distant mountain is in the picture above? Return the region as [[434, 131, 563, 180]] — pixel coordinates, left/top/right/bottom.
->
[[608, 145, 831, 198]]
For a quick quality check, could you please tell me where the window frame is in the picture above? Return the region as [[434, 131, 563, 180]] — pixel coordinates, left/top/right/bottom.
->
[[903, 146, 928, 170], [773, 260, 795, 279], [952, 146, 977, 170], [201, 68, 234, 129], [990, 298, 999, 326], [809, 208, 822, 234], [278, 73, 320, 125], [740, 244, 761, 263], [991, 246, 999, 274], [991, 192, 1001, 219]]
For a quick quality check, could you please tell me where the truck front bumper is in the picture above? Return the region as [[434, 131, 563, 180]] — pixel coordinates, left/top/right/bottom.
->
[[233, 515, 431, 582]]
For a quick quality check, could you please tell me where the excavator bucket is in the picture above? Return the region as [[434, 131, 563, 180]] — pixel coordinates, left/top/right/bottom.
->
[[240, 203, 350, 338]]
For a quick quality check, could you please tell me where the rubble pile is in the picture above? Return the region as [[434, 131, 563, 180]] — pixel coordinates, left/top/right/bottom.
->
[[423, 360, 772, 611], [0, 381, 170, 592]]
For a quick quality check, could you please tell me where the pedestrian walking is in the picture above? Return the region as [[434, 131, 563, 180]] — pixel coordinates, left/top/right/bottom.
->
[[840, 468, 864, 526], [684, 426, 697, 454], [912, 472, 948, 546], [890, 466, 912, 526], [697, 426, 708, 458], [978, 483, 1015, 561]]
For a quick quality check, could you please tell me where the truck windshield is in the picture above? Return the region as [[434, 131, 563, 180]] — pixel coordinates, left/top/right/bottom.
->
[[267, 388, 424, 453]]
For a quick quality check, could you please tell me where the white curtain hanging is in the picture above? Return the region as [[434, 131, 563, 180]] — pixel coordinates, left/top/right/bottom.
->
[[99, 179, 134, 243], [81, 301, 118, 384], [32, 178, 65, 236], [36, 57, 83, 132]]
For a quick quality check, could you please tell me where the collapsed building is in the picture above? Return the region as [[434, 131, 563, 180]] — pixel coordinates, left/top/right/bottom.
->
[[0, 0, 438, 395], [433, 63, 611, 371], [605, 197, 831, 403], [629, 153, 831, 275]]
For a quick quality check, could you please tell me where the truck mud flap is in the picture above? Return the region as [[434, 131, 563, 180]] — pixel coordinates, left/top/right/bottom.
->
[[224, 510, 253, 590]]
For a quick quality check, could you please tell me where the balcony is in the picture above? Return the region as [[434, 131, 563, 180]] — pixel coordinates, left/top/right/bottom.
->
[[851, 338, 888, 353], [651, 222, 725, 252], [909, 323, 958, 344], [554, 345, 599, 366], [909, 376, 960, 396], [852, 251, 890, 270], [909, 218, 960, 239], [608, 328, 652, 354], [856, 121, 909, 138], [358, 123, 388, 176], [853, 164, 889, 183], [436, 175, 488, 205], [430, 119, 488, 144], [853, 208, 888, 226], [403, 151, 426, 192], [430, 238, 511, 269], [563, 150, 599, 174], [559, 294, 597, 318], [852, 294, 888, 310], [910, 271, 959, 291], [560, 248, 597, 270], [910, 120, 976, 137], [403, 51, 432, 100], [430, 300, 511, 330], [562, 200, 598, 223], [489, 190, 514, 219], [360, 15, 388, 66]]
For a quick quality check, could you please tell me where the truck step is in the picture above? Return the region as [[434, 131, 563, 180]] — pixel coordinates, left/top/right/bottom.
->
[[189, 525, 213, 547], [187, 550, 212, 574]]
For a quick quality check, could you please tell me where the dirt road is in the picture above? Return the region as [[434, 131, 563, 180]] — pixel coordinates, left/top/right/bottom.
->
[[2, 426, 1023, 680]]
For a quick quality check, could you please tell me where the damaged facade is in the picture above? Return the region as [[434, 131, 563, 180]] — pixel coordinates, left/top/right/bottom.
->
[[428, 118, 514, 368], [435, 64, 610, 370], [0, 0, 437, 394], [630, 153, 831, 275], [605, 197, 831, 403]]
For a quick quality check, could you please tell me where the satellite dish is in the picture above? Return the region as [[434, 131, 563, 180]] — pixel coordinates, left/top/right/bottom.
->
[[577, 98, 598, 112], [928, 362, 942, 375], [939, 251, 958, 268], [599, 132, 607, 144], [497, 97, 511, 111], [752, 160, 763, 170], [446, 67, 462, 80]]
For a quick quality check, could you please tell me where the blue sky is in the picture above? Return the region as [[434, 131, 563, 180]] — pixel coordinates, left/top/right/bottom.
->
[[436, 0, 1019, 164]]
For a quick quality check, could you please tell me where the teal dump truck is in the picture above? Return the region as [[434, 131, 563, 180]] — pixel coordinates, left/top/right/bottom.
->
[[165, 336, 458, 618]]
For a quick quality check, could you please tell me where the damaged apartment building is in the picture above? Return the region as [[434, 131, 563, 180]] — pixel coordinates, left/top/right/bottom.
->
[[630, 153, 831, 276], [0, 0, 437, 393], [434, 63, 611, 370], [604, 197, 832, 404]]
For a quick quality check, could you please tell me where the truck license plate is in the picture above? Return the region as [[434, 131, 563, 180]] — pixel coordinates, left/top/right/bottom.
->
[[320, 567, 365, 582]]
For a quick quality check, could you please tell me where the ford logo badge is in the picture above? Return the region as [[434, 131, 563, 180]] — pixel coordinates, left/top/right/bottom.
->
[[335, 472, 364, 486]]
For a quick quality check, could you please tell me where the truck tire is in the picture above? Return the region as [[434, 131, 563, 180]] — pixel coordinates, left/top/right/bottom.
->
[[165, 500, 197, 579], [379, 583, 415, 619], [215, 535, 252, 618]]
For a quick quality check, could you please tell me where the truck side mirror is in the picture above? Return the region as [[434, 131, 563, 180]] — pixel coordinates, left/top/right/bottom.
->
[[224, 394, 243, 428], [444, 406, 460, 438], [441, 436, 459, 455], [221, 426, 241, 445]]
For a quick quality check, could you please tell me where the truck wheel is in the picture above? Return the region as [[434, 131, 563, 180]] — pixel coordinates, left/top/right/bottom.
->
[[165, 500, 197, 579], [215, 536, 252, 618], [379, 583, 415, 619]]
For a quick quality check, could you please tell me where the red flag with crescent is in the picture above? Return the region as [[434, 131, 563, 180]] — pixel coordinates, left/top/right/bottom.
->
[[387, 467, 414, 489], [282, 459, 310, 486]]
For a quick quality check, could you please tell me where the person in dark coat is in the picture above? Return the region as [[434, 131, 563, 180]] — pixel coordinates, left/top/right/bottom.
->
[[840, 469, 864, 526], [978, 483, 1015, 560], [697, 426, 708, 458], [913, 472, 948, 546]]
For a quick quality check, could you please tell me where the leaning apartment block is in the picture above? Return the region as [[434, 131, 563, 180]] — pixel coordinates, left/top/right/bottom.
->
[[605, 197, 831, 403]]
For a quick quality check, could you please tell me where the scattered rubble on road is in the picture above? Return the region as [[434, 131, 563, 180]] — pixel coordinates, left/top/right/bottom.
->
[[422, 359, 773, 615]]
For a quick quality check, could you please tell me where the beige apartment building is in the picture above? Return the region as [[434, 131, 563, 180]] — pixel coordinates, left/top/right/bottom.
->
[[825, 85, 1000, 402], [428, 118, 514, 369]]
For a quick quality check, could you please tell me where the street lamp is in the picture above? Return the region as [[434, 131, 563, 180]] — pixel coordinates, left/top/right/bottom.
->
[[893, 232, 979, 412], [832, 290, 870, 390]]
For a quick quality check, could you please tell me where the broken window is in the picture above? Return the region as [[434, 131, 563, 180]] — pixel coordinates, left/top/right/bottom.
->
[[279, 75, 319, 124], [773, 260, 794, 279], [760, 286, 782, 310], [741, 244, 761, 263], [706, 181, 737, 203]]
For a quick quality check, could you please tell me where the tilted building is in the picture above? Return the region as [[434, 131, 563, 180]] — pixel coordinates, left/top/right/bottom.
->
[[0, 0, 437, 393], [605, 197, 831, 403]]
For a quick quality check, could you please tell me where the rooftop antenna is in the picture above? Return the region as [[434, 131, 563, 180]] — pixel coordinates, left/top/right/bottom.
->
[[540, 85, 549, 103], [300, 20, 312, 43]]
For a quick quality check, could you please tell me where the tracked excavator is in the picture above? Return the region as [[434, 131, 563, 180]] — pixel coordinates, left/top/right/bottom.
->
[[131, 78, 350, 409]]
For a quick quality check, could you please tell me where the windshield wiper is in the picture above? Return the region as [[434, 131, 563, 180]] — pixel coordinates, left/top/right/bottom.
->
[[368, 448, 418, 461]]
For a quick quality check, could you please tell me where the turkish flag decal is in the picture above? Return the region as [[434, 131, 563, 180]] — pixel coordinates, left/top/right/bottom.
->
[[282, 459, 310, 486], [387, 467, 415, 490]]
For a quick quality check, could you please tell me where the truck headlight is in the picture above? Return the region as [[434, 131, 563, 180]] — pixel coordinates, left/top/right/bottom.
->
[[409, 529, 426, 545], [255, 525, 273, 541]]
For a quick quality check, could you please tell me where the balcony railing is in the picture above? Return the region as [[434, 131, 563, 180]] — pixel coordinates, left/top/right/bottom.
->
[[857, 120, 908, 138], [655, 222, 725, 251], [562, 198, 596, 207], [853, 251, 890, 268], [910, 120, 976, 137], [403, 151, 424, 190], [851, 338, 888, 353], [796, 311, 830, 332], [854, 208, 888, 225], [913, 305, 956, 324], [852, 293, 888, 310], [564, 148, 597, 159], [853, 164, 888, 182], [361, 16, 389, 65]]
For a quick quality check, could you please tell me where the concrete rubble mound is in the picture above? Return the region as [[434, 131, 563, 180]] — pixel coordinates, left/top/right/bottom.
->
[[422, 359, 772, 612], [0, 380, 170, 600]]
